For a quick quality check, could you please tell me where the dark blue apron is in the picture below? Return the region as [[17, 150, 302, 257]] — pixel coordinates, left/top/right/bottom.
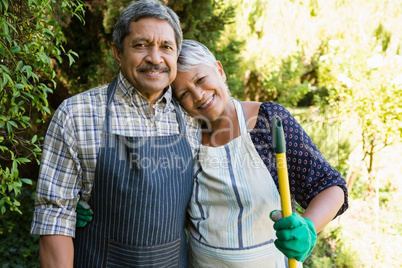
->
[[74, 79, 194, 267]]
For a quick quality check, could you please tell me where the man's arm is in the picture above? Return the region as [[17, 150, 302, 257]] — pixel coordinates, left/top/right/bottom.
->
[[39, 235, 74, 268], [302, 185, 345, 233]]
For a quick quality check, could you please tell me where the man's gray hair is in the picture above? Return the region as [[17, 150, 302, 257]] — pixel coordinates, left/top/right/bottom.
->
[[113, 0, 183, 54], [177, 40, 217, 72]]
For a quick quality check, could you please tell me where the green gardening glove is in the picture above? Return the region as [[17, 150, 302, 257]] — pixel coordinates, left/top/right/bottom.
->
[[76, 200, 93, 228], [272, 211, 317, 262]]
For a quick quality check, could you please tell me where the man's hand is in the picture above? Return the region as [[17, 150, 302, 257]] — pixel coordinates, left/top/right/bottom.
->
[[271, 211, 317, 262], [76, 200, 93, 227]]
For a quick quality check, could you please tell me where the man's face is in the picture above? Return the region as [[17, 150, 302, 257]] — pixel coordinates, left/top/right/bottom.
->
[[112, 18, 178, 103]]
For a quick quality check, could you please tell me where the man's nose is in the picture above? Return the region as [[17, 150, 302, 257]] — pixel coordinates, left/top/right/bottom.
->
[[145, 47, 164, 65]]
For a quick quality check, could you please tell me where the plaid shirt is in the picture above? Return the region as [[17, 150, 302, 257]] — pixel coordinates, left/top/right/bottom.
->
[[31, 73, 201, 237]]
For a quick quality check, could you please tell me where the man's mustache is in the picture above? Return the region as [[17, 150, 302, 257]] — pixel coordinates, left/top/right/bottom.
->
[[137, 65, 170, 72]]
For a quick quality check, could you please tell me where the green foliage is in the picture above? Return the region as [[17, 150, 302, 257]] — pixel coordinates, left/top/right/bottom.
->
[[314, 12, 402, 191], [56, 1, 117, 96], [0, 0, 85, 215], [173, 0, 244, 94], [226, 0, 402, 193], [260, 54, 313, 106], [0, 182, 40, 267], [304, 227, 360, 268], [293, 107, 354, 178]]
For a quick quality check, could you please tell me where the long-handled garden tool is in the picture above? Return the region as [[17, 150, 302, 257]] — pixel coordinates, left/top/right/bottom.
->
[[272, 115, 298, 268]]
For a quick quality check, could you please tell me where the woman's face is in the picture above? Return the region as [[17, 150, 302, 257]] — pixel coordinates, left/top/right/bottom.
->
[[172, 62, 230, 122]]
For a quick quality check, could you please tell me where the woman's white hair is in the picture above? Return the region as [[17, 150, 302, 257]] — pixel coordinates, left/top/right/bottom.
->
[[177, 40, 217, 72]]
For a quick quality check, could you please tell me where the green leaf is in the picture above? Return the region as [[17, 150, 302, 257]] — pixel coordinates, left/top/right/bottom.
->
[[43, 28, 55, 39], [21, 116, 30, 121], [21, 65, 32, 73], [16, 158, 31, 164], [6, 121, 14, 134], [67, 53, 75, 66], [10, 181, 22, 195], [36, 52, 51, 64], [10, 45, 21, 53], [48, 20, 58, 26], [15, 61, 23, 71], [7, 120, 18, 128], [42, 106, 51, 114], [3, 72, 13, 86], [0, 64, 10, 73], [21, 178, 33, 185], [6, 21, 17, 33], [2, 0, 9, 12], [2, 20, 9, 36], [0, 197, 7, 206]]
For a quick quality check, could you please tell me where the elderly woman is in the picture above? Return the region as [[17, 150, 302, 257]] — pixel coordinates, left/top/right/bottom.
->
[[172, 40, 347, 267]]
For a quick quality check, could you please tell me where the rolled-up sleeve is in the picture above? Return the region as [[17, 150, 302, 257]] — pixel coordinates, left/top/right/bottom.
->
[[31, 101, 82, 237], [250, 102, 348, 218]]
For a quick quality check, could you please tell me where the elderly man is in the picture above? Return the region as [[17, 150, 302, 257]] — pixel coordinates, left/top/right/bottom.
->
[[31, 1, 200, 267]]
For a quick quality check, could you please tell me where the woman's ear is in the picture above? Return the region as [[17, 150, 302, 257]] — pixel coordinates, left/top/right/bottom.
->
[[216, 61, 227, 82], [112, 44, 122, 68]]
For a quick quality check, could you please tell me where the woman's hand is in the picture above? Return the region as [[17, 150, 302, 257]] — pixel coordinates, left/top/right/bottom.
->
[[271, 211, 317, 262]]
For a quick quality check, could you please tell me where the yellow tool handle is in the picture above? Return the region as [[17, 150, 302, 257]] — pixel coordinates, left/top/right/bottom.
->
[[276, 152, 292, 217], [276, 153, 297, 268], [273, 115, 298, 268]]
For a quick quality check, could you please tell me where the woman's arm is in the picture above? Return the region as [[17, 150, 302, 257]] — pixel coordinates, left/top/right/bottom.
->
[[302, 185, 345, 233]]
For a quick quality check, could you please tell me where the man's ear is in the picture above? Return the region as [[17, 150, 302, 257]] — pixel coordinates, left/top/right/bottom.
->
[[216, 61, 227, 82], [112, 44, 122, 67]]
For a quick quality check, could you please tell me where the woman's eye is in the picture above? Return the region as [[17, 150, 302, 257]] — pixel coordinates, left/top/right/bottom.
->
[[180, 91, 188, 99], [196, 77, 205, 84]]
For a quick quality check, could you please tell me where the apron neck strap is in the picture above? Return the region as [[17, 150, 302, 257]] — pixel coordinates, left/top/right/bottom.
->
[[171, 98, 187, 135], [232, 98, 249, 135], [104, 78, 118, 132]]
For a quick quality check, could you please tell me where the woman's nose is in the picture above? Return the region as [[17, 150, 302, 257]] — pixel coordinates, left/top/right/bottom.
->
[[193, 87, 205, 102]]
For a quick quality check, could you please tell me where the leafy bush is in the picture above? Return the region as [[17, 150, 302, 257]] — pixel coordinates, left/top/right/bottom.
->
[[304, 227, 360, 268], [0, 182, 39, 267], [290, 106, 354, 178], [0, 0, 85, 214]]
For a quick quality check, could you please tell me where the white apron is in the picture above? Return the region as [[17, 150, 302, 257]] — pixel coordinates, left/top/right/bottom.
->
[[187, 98, 287, 268]]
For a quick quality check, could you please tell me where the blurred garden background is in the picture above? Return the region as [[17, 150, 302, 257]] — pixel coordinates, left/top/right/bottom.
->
[[1, 0, 401, 267]]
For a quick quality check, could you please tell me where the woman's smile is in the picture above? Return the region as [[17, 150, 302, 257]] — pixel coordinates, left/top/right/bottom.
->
[[198, 95, 215, 110]]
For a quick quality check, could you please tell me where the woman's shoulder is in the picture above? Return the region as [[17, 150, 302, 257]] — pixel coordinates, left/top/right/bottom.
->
[[242, 101, 261, 117], [241, 101, 291, 130], [241, 101, 262, 130], [242, 101, 288, 117]]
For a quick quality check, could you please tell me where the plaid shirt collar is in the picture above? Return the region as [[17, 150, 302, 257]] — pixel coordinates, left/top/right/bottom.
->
[[117, 72, 173, 113]]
